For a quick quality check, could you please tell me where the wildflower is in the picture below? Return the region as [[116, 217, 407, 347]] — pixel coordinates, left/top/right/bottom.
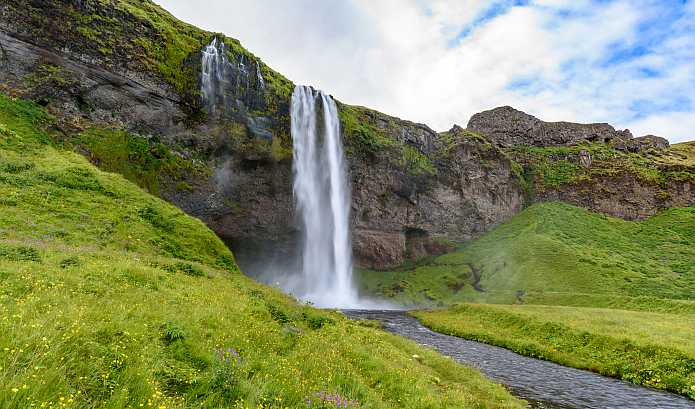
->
[[11, 388, 18, 393]]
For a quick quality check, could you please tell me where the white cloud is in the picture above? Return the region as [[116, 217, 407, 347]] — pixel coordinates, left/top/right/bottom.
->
[[155, 0, 695, 142]]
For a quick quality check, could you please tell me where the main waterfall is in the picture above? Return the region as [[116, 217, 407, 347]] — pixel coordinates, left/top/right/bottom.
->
[[290, 85, 358, 308]]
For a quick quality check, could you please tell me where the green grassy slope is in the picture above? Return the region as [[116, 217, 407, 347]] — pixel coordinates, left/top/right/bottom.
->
[[359, 202, 695, 309], [0, 94, 523, 408], [413, 304, 695, 399]]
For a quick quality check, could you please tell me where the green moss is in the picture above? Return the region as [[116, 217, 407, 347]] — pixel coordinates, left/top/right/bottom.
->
[[270, 136, 293, 162], [400, 144, 437, 176], [23, 64, 73, 89], [508, 143, 695, 191], [62, 128, 207, 195], [338, 104, 437, 176], [338, 104, 394, 155]]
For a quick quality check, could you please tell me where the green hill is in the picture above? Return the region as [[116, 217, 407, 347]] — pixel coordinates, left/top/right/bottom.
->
[[359, 202, 695, 310], [0, 94, 523, 407]]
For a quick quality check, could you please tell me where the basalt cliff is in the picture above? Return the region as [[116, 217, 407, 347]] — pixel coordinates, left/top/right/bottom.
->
[[1, 0, 693, 270]]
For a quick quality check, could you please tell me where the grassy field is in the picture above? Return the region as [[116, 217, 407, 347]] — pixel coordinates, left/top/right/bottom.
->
[[0, 93, 524, 408], [358, 202, 695, 309], [413, 304, 695, 399]]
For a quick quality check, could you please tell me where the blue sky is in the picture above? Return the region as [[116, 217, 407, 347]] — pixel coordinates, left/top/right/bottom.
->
[[158, 0, 695, 142]]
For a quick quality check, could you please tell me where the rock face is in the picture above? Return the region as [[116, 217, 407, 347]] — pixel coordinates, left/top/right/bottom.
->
[[1, 0, 692, 272], [347, 120, 525, 269], [467, 106, 633, 147], [0, 0, 525, 270], [613, 134, 670, 152], [536, 173, 694, 220]]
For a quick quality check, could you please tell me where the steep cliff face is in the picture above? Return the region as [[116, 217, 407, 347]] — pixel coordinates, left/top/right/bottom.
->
[[2, 1, 691, 271], [0, 0, 525, 270]]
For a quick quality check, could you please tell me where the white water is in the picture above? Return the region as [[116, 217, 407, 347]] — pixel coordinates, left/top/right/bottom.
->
[[290, 85, 358, 308], [201, 38, 224, 110]]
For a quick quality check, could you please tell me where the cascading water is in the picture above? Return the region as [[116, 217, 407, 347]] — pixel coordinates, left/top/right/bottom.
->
[[201, 38, 224, 110], [290, 85, 358, 308], [200, 39, 385, 308]]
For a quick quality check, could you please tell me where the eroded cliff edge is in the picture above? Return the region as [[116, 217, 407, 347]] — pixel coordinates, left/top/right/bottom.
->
[[1, 0, 693, 270]]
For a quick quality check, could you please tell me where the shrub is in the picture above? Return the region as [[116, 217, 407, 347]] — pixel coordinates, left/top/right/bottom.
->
[[0, 245, 41, 262]]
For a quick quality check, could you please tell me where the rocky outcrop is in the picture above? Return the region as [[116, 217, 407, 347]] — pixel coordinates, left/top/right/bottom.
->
[[346, 119, 525, 269], [467, 106, 632, 147], [613, 134, 670, 152], [536, 173, 694, 220]]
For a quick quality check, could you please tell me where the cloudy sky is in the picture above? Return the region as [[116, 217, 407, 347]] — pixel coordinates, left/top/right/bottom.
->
[[158, 0, 694, 142]]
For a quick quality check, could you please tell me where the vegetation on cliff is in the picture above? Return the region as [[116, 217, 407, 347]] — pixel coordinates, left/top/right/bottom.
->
[[338, 104, 437, 176], [509, 142, 695, 194], [4, 0, 293, 110], [413, 304, 695, 399], [0, 93, 524, 407]]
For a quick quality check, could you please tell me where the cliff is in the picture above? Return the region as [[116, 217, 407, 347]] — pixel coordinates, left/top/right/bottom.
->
[[0, 0, 693, 271]]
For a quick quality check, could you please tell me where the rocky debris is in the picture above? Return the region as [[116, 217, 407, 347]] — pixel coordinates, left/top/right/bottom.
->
[[467, 106, 632, 147]]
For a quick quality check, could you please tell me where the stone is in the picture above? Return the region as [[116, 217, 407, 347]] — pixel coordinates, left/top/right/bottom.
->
[[467, 106, 633, 147], [579, 150, 592, 168]]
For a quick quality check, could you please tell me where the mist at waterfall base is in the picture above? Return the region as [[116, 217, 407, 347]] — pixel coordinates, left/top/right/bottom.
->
[[262, 86, 394, 309]]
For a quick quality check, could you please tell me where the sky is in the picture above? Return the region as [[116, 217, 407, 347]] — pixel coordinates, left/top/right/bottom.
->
[[157, 0, 695, 143]]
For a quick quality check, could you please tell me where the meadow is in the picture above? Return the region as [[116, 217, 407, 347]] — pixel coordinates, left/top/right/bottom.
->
[[0, 93, 523, 408]]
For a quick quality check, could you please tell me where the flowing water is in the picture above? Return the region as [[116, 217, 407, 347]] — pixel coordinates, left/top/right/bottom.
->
[[290, 85, 358, 308], [201, 38, 224, 111], [344, 310, 695, 409]]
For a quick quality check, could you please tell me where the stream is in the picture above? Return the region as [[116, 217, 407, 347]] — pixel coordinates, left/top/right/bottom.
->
[[343, 310, 695, 409]]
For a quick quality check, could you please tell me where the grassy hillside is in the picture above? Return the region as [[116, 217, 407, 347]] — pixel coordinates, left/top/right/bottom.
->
[[359, 202, 695, 309], [0, 93, 524, 407], [413, 304, 695, 399]]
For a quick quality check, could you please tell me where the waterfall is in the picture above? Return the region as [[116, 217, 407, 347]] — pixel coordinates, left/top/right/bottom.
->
[[201, 38, 224, 110], [291, 85, 358, 308]]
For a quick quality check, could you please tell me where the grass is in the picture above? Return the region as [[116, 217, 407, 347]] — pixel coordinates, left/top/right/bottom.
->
[[508, 143, 695, 193], [413, 304, 695, 399], [0, 93, 524, 407], [62, 127, 210, 195], [358, 202, 695, 308]]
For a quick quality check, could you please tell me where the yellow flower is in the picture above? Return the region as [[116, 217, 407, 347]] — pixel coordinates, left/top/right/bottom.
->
[[11, 388, 18, 393]]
